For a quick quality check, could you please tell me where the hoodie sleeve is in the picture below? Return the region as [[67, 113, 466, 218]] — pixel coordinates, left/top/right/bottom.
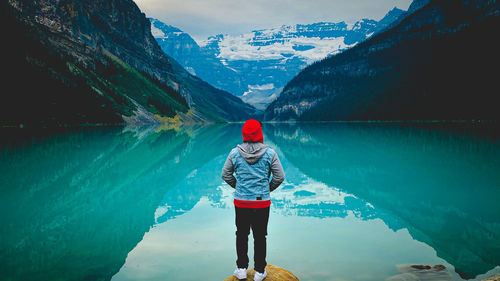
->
[[221, 152, 236, 188], [269, 152, 285, 192]]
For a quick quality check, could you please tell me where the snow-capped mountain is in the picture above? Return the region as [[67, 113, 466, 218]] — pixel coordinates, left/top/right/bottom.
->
[[150, 19, 246, 97], [202, 20, 378, 64], [151, 7, 405, 110]]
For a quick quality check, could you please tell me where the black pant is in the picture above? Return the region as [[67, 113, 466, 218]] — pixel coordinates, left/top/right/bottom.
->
[[235, 206, 270, 273]]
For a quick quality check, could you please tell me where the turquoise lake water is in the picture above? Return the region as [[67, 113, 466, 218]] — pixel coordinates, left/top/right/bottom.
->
[[1, 123, 499, 281]]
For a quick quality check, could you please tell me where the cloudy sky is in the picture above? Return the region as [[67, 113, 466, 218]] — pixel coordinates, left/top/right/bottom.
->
[[133, 0, 412, 42]]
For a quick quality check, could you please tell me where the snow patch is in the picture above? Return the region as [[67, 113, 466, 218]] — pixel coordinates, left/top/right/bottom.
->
[[185, 66, 196, 76], [150, 25, 165, 38], [217, 32, 354, 63], [345, 21, 356, 30], [154, 205, 170, 222], [248, 83, 275, 90], [197, 40, 208, 47]]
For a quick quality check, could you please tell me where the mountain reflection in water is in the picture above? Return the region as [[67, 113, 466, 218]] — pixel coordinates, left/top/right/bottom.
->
[[264, 123, 500, 280], [1, 123, 499, 281]]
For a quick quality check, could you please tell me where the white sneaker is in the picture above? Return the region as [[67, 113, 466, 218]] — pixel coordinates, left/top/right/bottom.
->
[[254, 270, 267, 281], [233, 267, 247, 279]]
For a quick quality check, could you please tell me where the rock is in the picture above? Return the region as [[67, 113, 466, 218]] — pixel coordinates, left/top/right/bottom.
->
[[482, 275, 500, 281], [409, 264, 446, 271], [433, 265, 446, 270], [224, 264, 299, 281], [411, 265, 431, 270], [388, 264, 453, 281]]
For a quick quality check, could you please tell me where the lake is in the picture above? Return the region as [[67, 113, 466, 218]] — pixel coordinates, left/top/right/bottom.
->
[[1, 123, 499, 281]]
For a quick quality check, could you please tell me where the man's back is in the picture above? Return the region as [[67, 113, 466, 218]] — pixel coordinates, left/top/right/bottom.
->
[[226, 142, 281, 202], [222, 141, 284, 207]]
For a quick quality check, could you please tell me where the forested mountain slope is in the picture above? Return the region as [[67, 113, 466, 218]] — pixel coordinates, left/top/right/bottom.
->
[[264, 0, 500, 121], [1, 0, 257, 127]]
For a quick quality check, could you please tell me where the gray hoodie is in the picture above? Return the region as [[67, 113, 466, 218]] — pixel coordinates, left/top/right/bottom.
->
[[221, 142, 285, 192]]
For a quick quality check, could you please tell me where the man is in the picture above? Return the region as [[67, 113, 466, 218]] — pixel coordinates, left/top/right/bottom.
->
[[221, 119, 285, 281]]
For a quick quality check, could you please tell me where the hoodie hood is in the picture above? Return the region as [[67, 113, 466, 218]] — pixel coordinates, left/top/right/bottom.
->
[[237, 142, 269, 164]]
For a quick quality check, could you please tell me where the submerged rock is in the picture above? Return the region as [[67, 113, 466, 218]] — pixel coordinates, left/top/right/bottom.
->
[[433, 265, 446, 271], [411, 265, 432, 270], [388, 264, 452, 281], [409, 264, 446, 270], [224, 264, 299, 281]]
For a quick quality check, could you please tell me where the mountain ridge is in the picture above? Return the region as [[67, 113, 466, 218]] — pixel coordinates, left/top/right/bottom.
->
[[150, 8, 405, 110], [264, 0, 500, 121], [1, 0, 257, 127]]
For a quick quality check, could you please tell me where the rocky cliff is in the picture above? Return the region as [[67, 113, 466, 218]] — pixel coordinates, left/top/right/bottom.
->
[[1, 0, 257, 127], [264, 0, 500, 121]]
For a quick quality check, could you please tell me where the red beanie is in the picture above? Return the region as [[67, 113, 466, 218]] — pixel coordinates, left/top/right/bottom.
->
[[242, 119, 263, 143]]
